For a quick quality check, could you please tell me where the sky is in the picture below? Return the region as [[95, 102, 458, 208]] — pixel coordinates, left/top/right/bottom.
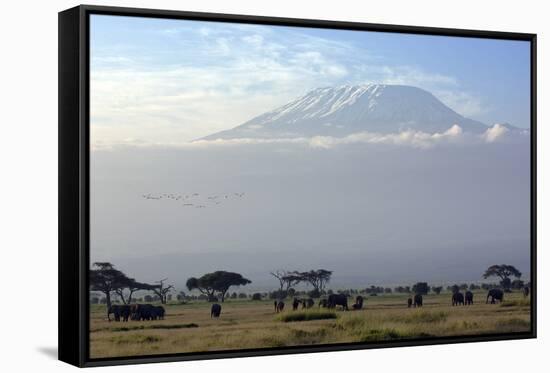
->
[[89, 15, 531, 290], [90, 15, 531, 147]]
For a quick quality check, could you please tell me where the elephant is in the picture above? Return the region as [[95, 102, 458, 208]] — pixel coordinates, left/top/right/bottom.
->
[[151, 306, 165, 320], [413, 294, 423, 307], [117, 305, 131, 321], [486, 289, 504, 304], [292, 298, 301, 311], [211, 303, 222, 318], [465, 291, 474, 305], [108, 304, 121, 322], [328, 294, 349, 311], [131, 304, 154, 320], [302, 298, 314, 309], [407, 298, 413, 308], [523, 286, 530, 298], [352, 296, 364, 310], [318, 299, 328, 308], [452, 292, 465, 306], [275, 301, 285, 313]]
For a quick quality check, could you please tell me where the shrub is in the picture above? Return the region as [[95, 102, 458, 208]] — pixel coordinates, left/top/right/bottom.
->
[[277, 311, 337, 322], [251, 293, 262, 301]]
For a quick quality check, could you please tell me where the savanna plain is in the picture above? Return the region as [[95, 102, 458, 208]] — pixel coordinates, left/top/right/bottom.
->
[[90, 290, 530, 358]]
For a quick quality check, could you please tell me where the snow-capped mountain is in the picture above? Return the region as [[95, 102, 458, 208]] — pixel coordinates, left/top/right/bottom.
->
[[201, 84, 521, 140]]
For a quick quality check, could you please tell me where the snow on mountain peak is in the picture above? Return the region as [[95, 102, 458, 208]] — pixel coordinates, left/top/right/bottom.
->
[[201, 84, 521, 141]]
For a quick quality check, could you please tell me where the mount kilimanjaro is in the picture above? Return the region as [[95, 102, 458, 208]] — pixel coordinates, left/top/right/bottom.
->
[[200, 84, 522, 141]]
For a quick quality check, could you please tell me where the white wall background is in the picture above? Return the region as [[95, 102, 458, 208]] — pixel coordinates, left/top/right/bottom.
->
[[0, 0, 546, 371]]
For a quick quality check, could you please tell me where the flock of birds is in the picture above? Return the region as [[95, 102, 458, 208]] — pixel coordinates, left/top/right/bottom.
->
[[141, 192, 246, 209]]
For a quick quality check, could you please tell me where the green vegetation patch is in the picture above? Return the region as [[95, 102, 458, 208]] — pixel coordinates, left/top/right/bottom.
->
[[277, 311, 337, 322], [500, 299, 531, 308]]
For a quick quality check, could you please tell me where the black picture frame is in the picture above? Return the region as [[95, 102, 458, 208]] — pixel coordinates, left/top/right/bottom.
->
[[58, 4, 537, 367]]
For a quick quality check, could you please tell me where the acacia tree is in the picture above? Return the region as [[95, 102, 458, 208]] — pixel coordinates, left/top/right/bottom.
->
[[114, 279, 153, 304], [187, 271, 251, 302], [150, 278, 174, 304], [89, 262, 130, 314], [483, 265, 522, 290], [412, 282, 430, 295], [282, 272, 303, 292], [270, 270, 302, 298], [299, 269, 332, 297]]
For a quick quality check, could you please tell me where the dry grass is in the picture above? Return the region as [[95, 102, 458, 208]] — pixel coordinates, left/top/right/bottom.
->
[[89, 290, 531, 358]]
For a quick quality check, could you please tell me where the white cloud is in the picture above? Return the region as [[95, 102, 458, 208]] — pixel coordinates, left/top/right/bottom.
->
[[483, 124, 509, 143], [92, 125, 474, 151]]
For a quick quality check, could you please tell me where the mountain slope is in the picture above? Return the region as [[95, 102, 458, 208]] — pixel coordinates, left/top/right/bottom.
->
[[201, 84, 502, 140]]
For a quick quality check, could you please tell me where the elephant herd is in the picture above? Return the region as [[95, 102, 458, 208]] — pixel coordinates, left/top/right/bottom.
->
[[108, 303, 165, 322], [107, 287, 527, 323], [274, 294, 363, 313], [403, 288, 510, 309]]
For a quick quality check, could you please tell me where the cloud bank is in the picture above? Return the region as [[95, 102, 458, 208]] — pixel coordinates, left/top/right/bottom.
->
[[92, 124, 525, 151]]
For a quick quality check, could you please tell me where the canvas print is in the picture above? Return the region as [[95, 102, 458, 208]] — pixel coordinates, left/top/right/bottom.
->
[[89, 15, 532, 359]]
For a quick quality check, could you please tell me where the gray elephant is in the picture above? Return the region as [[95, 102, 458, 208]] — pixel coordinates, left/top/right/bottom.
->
[[328, 294, 348, 311], [275, 301, 285, 313], [151, 305, 165, 320], [211, 303, 222, 318], [465, 291, 474, 305], [486, 289, 504, 304], [292, 298, 301, 311], [452, 292, 464, 306], [131, 304, 154, 320], [414, 294, 423, 307], [407, 297, 413, 308], [352, 296, 364, 310], [108, 304, 121, 322]]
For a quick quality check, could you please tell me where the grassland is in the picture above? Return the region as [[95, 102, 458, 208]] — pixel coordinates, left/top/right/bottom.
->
[[89, 290, 531, 358]]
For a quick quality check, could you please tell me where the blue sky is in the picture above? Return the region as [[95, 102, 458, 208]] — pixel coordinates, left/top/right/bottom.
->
[[90, 14, 531, 145]]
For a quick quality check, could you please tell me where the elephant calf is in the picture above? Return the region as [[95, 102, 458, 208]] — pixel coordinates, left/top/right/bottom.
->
[[352, 296, 364, 310]]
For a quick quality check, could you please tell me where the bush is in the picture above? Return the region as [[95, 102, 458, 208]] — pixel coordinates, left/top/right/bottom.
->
[[500, 299, 530, 307], [412, 282, 429, 295], [251, 293, 262, 301], [277, 311, 337, 322]]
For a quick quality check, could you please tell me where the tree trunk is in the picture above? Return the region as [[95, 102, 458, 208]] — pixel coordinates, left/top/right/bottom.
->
[[127, 290, 135, 304], [105, 292, 112, 319]]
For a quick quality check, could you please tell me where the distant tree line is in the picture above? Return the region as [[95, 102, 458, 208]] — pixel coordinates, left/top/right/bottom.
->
[[91, 262, 527, 309]]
